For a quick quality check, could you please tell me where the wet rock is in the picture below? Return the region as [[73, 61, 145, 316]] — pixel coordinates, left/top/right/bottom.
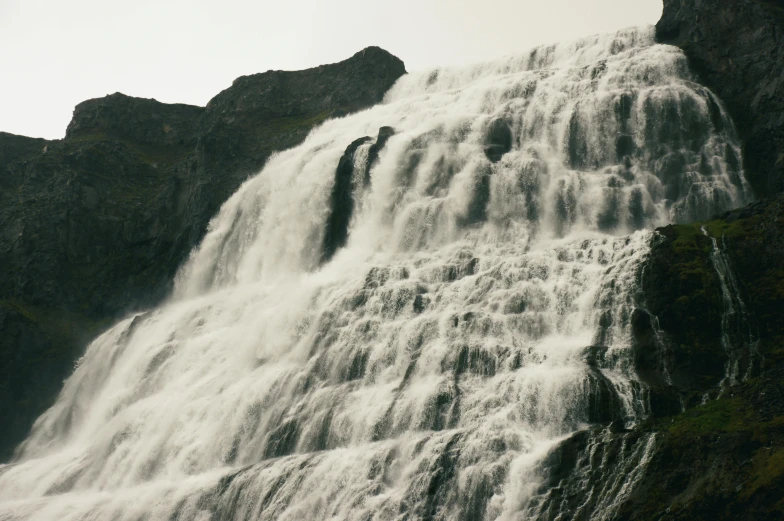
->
[[322, 136, 372, 263], [344, 349, 370, 381], [459, 165, 492, 226], [264, 418, 300, 458], [582, 345, 608, 367], [566, 110, 590, 169], [636, 190, 784, 413], [532, 428, 653, 521], [453, 345, 496, 377], [364, 126, 396, 185], [630, 309, 669, 387], [483, 118, 513, 162], [615, 134, 636, 160], [413, 294, 427, 314], [640, 225, 727, 400], [656, 0, 784, 196], [586, 369, 624, 424]]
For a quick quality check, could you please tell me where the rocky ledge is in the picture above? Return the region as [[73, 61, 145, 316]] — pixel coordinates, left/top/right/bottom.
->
[[0, 47, 405, 460]]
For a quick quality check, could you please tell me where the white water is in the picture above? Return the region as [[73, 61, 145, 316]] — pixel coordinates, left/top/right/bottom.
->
[[0, 27, 750, 521], [701, 227, 760, 392]]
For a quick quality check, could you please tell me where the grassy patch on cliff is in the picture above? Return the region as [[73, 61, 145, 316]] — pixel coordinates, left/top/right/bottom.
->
[[0, 299, 109, 348], [663, 397, 754, 437], [631, 368, 784, 520], [256, 110, 334, 138], [745, 444, 784, 502]]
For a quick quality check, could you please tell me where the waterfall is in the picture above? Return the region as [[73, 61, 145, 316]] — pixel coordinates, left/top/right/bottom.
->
[[700, 227, 760, 392], [0, 26, 750, 521]]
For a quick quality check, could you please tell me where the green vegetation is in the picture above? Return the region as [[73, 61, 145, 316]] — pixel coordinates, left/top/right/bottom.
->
[[663, 397, 754, 437], [746, 445, 784, 501], [0, 299, 109, 344]]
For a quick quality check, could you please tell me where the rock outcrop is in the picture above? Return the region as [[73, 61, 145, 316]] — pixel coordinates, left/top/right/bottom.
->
[[0, 47, 405, 460], [636, 195, 784, 405], [534, 194, 784, 520], [656, 0, 784, 196], [532, 1, 784, 512]]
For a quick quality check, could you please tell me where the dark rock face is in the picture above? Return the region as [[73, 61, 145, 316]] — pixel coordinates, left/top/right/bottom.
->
[[533, 194, 784, 519], [66, 93, 203, 147], [639, 194, 784, 407], [0, 47, 405, 461], [618, 366, 784, 521], [534, 366, 784, 521], [322, 137, 372, 263], [638, 224, 727, 405], [365, 126, 395, 185], [483, 118, 512, 163], [321, 126, 395, 263], [656, 0, 784, 196]]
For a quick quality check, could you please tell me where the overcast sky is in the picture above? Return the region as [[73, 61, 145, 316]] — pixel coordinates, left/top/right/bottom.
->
[[1, 0, 662, 139]]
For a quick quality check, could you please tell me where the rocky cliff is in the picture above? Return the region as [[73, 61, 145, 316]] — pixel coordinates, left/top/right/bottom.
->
[[629, 196, 784, 520], [0, 47, 405, 460], [531, 1, 784, 513], [530, 194, 784, 521], [656, 0, 784, 196]]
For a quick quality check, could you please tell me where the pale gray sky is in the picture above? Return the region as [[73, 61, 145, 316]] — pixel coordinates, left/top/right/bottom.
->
[[0, 0, 662, 139]]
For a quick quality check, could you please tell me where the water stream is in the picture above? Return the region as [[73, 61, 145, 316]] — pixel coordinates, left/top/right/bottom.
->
[[0, 26, 750, 521]]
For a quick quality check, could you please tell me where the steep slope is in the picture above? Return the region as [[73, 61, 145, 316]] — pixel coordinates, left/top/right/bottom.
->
[[0, 47, 405, 460], [656, 0, 784, 196], [532, 0, 784, 513], [529, 195, 784, 521], [624, 196, 784, 520]]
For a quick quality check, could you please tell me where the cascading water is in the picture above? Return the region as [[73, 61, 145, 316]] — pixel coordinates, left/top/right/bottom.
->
[[0, 27, 751, 521], [700, 227, 760, 392]]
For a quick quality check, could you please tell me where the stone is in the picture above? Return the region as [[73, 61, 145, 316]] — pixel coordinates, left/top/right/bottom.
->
[[483, 118, 513, 163]]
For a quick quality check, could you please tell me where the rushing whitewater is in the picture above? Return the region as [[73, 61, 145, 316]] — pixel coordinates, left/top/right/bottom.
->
[[0, 27, 750, 521]]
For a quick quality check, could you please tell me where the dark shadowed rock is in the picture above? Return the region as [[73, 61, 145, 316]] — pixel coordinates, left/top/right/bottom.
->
[[66, 93, 203, 147], [656, 0, 784, 196], [365, 126, 396, 185], [530, 193, 784, 518], [638, 194, 784, 404], [0, 47, 406, 461], [483, 118, 513, 163], [322, 136, 372, 263], [589, 193, 784, 518], [322, 126, 396, 263], [532, 359, 784, 521]]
